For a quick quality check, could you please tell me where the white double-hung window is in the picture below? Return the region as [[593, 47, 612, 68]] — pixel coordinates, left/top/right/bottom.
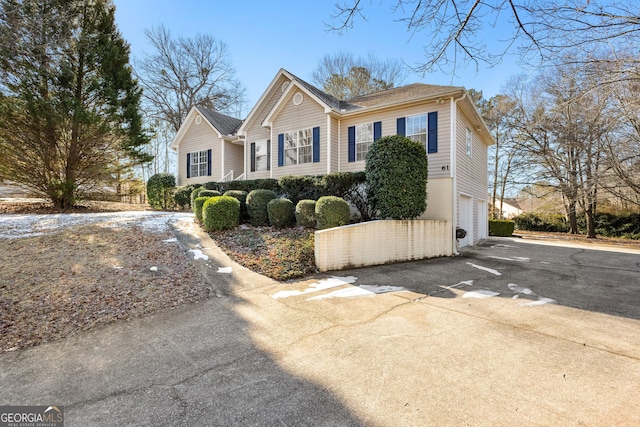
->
[[356, 123, 373, 161], [189, 150, 208, 178], [284, 128, 312, 166], [406, 113, 427, 147]]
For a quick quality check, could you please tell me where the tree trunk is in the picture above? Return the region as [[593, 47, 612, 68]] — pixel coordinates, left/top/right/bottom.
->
[[568, 199, 578, 234]]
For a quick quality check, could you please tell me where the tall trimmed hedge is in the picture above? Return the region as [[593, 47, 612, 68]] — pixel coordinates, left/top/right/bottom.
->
[[146, 173, 176, 210], [278, 175, 324, 205], [247, 189, 276, 226], [203, 179, 280, 195], [267, 198, 295, 228], [489, 220, 515, 236], [365, 135, 428, 220], [316, 196, 350, 230], [202, 196, 240, 231]]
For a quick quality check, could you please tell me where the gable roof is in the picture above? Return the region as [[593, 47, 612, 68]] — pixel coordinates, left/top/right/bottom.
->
[[170, 106, 243, 150], [196, 106, 243, 136]]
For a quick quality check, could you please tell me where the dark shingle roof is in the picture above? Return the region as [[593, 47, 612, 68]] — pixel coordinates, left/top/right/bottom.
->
[[195, 106, 243, 136], [286, 70, 344, 111], [283, 69, 465, 113], [343, 83, 465, 111]]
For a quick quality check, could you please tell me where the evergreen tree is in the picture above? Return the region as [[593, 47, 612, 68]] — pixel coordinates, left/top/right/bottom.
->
[[0, 0, 151, 209]]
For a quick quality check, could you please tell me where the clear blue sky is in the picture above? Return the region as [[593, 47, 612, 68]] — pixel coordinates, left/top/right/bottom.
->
[[113, 0, 523, 113]]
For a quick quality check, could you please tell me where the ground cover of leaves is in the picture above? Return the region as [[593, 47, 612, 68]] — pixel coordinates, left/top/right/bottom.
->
[[210, 225, 316, 281], [0, 198, 147, 214], [0, 224, 208, 354]]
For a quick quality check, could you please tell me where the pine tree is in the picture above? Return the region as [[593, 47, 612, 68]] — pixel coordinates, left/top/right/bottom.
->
[[0, 0, 151, 209]]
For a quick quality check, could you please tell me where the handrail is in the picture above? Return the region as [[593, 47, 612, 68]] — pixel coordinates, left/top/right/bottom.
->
[[221, 170, 234, 182]]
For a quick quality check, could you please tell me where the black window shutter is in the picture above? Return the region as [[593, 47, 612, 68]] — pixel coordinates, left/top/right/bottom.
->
[[278, 134, 284, 167], [373, 121, 382, 141], [348, 126, 356, 162], [396, 117, 406, 136], [207, 149, 212, 176], [267, 140, 271, 170], [250, 143, 256, 172], [428, 112, 438, 153], [186, 153, 191, 178], [312, 127, 320, 163]]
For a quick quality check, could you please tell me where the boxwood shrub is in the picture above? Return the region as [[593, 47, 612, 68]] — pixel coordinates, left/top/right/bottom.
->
[[224, 190, 249, 222], [489, 220, 515, 237], [316, 196, 350, 230], [203, 196, 240, 231], [190, 186, 205, 207], [247, 189, 276, 226], [295, 199, 317, 228], [193, 196, 212, 222], [267, 198, 295, 228], [198, 189, 221, 198]]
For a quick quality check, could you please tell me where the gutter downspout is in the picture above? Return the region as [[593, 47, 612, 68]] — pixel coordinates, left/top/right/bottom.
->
[[451, 92, 467, 255]]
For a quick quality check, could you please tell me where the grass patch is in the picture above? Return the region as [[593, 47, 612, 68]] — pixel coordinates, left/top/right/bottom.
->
[[210, 225, 316, 281]]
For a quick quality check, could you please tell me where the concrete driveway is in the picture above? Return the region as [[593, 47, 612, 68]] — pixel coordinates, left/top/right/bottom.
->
[[1, 217, 639, 426]]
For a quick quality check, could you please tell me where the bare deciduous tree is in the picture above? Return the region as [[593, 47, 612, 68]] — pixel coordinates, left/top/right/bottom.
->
[[312, 52, 407, 100], [473, 91, 519, 219], [507, 64, 615, 237], [329, 1, 640, 76], [136, 24, 246, 133]]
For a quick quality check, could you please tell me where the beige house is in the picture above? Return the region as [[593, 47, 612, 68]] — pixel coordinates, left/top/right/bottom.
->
[[171, 69, 494, 247]]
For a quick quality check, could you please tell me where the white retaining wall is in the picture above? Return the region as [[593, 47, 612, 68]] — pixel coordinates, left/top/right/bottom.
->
[[315, 220, 453, 271]]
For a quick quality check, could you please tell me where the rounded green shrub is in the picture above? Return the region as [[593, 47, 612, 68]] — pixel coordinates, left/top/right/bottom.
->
[[147, 173, 176, 210], [193, 196, 212, 222], [489, 220, 515, 237], [190, 186, 205, 207], [198, 189, 221, 198], [365, 135, 428, 219], [247, 189, 276, 226], [202, 196, 240, 231], [267, 198, 295, 228], [315, 196, 350, 230], [224, 190, 249, 222], [295, 199, 317, 228]]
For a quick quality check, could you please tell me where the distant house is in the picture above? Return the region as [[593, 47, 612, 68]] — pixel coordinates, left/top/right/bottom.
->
[[172, 69, 495, 247], [494, 198, 523, 219]]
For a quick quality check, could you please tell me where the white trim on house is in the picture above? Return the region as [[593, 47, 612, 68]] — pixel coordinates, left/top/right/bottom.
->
[[262, 80, 333, 127], [238, 68, 293, 135], [326, 115, 332, 174]]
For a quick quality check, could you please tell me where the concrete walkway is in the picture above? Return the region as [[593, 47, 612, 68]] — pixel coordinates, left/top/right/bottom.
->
[[1, 217, 639, 426]]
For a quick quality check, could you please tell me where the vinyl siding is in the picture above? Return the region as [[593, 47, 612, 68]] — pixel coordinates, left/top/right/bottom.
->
[[223, 141, 244, 181], [270, 90, 327, 178], [176, 114, 222, 186], [454, 105, 490, 243], [329, 116, 339, 172], [418, 178, 453, 221], [338, 102, 452, 178]]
